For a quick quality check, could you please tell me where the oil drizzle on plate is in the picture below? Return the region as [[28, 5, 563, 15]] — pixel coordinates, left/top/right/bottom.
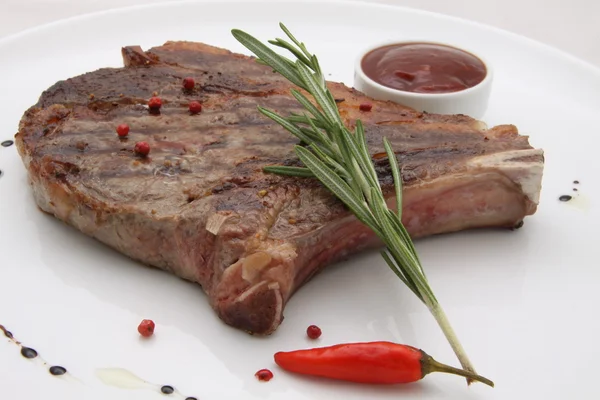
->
[[0, 323, 76, 379], [559, 180, 590, 211], [96, 368, 150, 390], [96, 368, 196, 399], [3, 324, 198, 398]]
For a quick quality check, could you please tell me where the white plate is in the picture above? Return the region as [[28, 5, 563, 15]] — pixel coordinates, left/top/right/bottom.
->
[[1, 1, 599, 399]]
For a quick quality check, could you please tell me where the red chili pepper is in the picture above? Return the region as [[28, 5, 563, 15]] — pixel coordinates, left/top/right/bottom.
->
[[274, 341, 494, 387]]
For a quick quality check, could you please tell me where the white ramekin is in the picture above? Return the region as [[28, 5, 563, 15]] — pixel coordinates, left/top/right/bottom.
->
[[354, 40, 494, 119]]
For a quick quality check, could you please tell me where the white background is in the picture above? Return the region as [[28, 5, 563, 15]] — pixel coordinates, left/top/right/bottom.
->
[[1, 0, 599, 67], [1, 1, 599, 400]]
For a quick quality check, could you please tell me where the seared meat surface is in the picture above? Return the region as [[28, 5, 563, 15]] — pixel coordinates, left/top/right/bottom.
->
[[15, 41, 544, 334]]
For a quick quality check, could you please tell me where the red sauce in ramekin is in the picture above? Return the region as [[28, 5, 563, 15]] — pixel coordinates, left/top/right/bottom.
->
[[361, 42, 487, 94]]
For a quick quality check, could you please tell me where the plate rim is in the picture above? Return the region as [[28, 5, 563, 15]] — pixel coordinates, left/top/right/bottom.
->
[[1, 2, 598, 399], [1, 0, 599, 79]]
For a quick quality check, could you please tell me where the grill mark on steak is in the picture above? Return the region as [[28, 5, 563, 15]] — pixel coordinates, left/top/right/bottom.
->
[[14, 41, 544, 335]]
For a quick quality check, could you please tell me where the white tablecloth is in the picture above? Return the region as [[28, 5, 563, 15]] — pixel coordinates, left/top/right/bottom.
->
[[2, 0, 599, 67]]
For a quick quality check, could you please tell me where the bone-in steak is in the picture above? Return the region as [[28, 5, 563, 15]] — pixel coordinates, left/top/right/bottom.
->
[[15, 41, 544, 335]]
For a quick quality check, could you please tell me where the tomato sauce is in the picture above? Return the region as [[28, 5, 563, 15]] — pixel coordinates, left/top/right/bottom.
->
[[361, 43, 487, 94]]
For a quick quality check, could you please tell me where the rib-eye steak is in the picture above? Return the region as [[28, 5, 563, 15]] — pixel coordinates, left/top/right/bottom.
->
[[15, 41, 544, 335]]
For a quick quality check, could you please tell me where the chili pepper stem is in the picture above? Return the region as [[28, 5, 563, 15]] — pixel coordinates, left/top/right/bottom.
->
[[424, 299, 476, 385], [421, 352, 495, 388]]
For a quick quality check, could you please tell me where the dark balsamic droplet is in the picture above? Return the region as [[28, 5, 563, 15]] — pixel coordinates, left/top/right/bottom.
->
[[559, 195, 572, 202], [20, 347, 38, 359], [0, 169, 3, 178], [573, 188, 578, 192], [0, 325, 12, 339], [1, 140, 13, 147], [510, 220, 524, 231], [49, 366, 67, 376], [160, 385, 174, 394], [573, 180, 580, 184], [185, 398, 198, 400]]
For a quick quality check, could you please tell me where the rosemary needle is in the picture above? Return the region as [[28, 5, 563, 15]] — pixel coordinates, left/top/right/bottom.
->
[[231, 23, 491, 386]]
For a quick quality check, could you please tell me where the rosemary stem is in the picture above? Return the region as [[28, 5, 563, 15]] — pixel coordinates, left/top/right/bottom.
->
[[425, 299, 476, 384], [231, 24, 491, 388]]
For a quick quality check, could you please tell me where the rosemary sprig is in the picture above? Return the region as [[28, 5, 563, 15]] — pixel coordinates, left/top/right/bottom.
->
[[232, 23, 490, 386]]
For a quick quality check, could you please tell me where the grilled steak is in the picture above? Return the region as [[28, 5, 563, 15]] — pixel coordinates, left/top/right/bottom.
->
[[15, 41, 544, 335]]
